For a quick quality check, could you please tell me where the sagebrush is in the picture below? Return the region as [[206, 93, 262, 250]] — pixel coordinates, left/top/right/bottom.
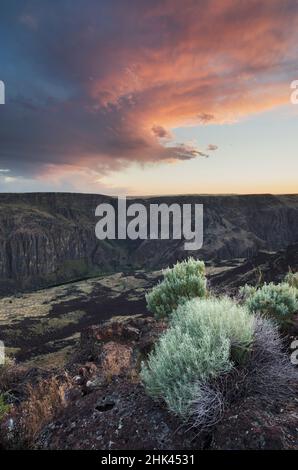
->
[[191, 315, 297, 430], [141, 297, 254, 417], [240, 281, 298, 324], [142, 293, 297, 429], [146, 257, 207, 318]]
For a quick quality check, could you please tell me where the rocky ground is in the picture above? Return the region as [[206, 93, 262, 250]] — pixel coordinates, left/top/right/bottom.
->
[[28, 315, 298, 450], [0, 330, 297, 450], [0, 243, 297, 449]]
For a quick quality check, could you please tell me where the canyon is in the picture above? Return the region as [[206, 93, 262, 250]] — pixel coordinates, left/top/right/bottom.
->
[[0, 193, 297, 294]]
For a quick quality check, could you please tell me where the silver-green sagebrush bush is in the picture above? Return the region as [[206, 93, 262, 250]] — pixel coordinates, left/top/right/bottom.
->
[[191, 314, 297, 430], [141, 295, 297, 429], [146, 257, 207, 318], [240, 281, 298, 324], [141, 297, 254, 417]]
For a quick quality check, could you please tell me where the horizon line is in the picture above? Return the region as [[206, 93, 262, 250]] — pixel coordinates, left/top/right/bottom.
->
[[0, 191, 297, 198]]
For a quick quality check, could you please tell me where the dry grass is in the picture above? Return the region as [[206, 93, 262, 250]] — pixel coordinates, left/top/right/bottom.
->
[[8, 373, 72, 448]]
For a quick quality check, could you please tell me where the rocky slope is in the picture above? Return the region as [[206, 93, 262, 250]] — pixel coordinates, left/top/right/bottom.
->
[[0, 193, 297, 294], [210, 242, 298, 295], [1, 313, 296, 450], [13, 314, 297, 450]]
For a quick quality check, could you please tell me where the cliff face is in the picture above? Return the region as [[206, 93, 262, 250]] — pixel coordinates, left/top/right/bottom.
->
[[0, 193, 297, 293]]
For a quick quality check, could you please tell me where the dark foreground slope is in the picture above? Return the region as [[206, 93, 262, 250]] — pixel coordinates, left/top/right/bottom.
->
[[0, 193, 297, 293], [1, 247, 297, 450], [2, 306, 297, 450], [36, 315, 298, 450]]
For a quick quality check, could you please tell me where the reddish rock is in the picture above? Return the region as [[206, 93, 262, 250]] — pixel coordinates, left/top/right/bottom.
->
[[76, 315, 167, 381]]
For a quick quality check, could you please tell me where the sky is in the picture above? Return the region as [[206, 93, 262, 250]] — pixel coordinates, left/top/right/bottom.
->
[[0, 0, 297, 195]]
